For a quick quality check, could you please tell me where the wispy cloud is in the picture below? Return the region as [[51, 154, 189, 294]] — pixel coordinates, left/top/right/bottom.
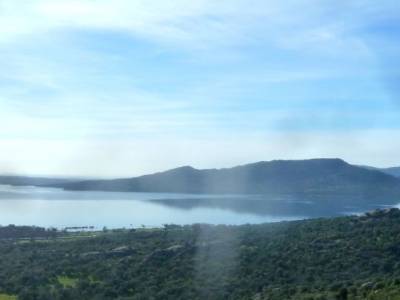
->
[[0, 0, 399, 175], [1, 0, 396, 50]]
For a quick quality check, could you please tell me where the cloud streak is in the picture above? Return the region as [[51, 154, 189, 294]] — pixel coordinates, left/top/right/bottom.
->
[[0, 0, 399, 175]]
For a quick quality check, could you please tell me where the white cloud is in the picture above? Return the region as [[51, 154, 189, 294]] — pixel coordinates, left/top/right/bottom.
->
[[0, 0, 237, 46], [1, 0, 393, 52], [0, 0, 399, 176]]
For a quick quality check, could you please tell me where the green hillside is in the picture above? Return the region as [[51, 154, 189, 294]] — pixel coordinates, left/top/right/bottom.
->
[[3, 209, 400, 299]]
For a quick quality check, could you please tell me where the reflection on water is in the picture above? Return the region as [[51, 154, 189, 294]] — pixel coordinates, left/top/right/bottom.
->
[[149, 195, 384, 218], [0, 185, 396, 229]]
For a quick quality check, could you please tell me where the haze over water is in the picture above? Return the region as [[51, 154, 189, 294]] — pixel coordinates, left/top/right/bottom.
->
[[0, 185, 393, 229]]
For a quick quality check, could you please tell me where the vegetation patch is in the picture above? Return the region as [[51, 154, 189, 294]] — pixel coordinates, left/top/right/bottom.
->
[[57, 276, 78, 288], [0, 294, 17, 300]]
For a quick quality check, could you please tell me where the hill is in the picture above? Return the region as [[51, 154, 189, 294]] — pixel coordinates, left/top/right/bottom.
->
[[380, 167, 400, 178], [0, 176, 75, 187], [3, 209, 400, 299], [55, 159, 400, 198], [360, 166, 400, 178]]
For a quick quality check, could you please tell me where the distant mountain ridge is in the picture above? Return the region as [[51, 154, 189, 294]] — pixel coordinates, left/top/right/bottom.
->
[[383, 167, 400, 178], [360, 166, 400, 178], [48, 158, 400, 197], [0, 176, 74, 187]]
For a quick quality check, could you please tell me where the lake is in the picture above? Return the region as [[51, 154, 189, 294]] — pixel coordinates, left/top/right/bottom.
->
[[0, 185, 395, 229]]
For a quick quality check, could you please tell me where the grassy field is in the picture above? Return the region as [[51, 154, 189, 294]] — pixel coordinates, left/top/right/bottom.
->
[[0, 294, 17, 300], [57, 276, 78, 288]]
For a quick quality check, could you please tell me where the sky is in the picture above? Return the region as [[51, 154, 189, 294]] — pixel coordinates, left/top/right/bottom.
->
[[0, 0, 399, 177]]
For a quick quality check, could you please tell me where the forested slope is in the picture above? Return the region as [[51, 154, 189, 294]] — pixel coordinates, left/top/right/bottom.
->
[[2, 209, 400, 299]]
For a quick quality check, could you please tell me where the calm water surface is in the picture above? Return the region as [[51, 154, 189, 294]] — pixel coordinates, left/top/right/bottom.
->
[[0, 185, 393, 229], [0, 185, 302, 229]]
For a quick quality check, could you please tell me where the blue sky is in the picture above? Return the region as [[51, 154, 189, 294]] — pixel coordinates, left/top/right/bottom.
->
[[0, 0, 399, 176]]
